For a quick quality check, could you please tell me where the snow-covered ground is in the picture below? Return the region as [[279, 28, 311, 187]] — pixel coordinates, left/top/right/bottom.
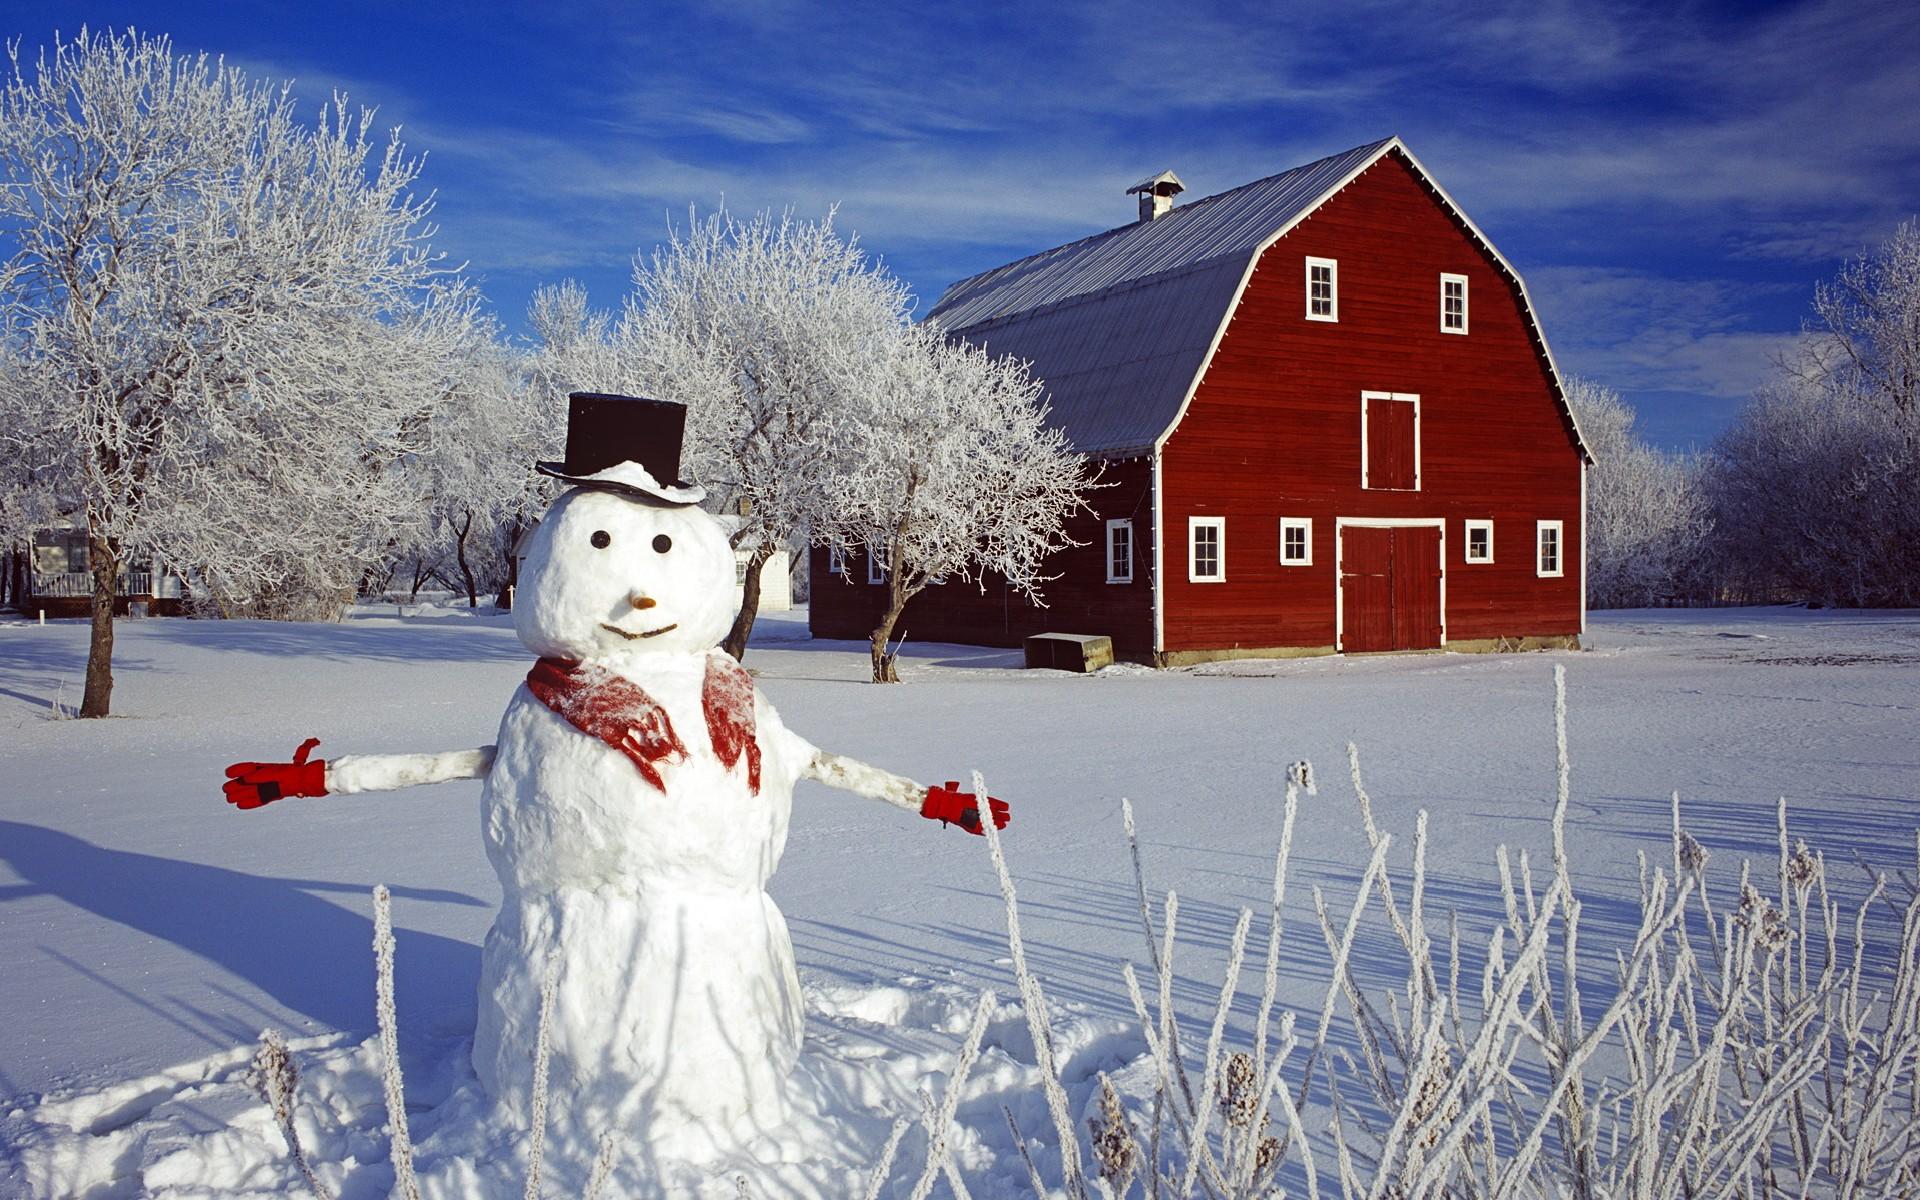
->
[[2, 605, 1916, 1196]]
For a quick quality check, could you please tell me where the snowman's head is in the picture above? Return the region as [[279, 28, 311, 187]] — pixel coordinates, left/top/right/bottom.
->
[[516, 488, 737, 661]]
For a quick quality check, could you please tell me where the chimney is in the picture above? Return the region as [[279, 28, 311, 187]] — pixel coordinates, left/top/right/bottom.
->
[[1127, 170, 1186, 222]]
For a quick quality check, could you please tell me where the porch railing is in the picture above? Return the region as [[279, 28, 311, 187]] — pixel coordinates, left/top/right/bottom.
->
[[30, 570, 164, 598]]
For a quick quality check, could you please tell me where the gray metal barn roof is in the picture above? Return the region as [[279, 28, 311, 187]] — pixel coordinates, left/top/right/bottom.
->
[[925, 137, 1587, 462], [926, 139, 1393, 456]]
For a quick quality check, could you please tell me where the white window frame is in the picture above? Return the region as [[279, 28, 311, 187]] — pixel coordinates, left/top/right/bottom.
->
[[1278, 517, 1312, 566], [867, 546, 889, 585], [1188, 516, 1225, 583], [1463, 519, 1494, 564], [1305, 256, 1338, 322], [828, 545, 849, 578], [1440, 272, 1469, 334], [1359, 391, 1422, 491], [1536, 520, 1564, 578], [1105, 518, 1134, 584]]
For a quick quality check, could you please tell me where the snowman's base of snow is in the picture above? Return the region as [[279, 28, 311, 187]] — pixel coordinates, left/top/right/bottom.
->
[[473, 883, 804, 1163], [8, 974, 1150, 1198]]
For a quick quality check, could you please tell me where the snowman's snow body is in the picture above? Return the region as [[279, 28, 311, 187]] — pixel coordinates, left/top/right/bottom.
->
[[226, 398, 976, 1165], [475, 485, 816, 1159]]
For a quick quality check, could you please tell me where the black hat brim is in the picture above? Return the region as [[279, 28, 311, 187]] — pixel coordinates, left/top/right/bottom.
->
[[536, 461, 706, 507]]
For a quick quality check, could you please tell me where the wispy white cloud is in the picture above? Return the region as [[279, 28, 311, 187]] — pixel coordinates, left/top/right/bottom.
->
[[289, 0, 1913, 291], [1580, 329, 1811, 402], [1530, 266, 1810, 399], [674, 105, 814, 145], [1725, 218, 1906, 265], [395, 125, 1164, 324], [1399, 0, 1918, 237]]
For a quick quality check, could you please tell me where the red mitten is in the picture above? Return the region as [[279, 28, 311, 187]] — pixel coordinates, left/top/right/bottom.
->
[[920, 781, 1011, 836], [224, 738, 328, 810]]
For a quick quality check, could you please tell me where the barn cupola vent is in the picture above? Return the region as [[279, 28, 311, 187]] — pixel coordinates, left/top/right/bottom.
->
[[1127, 170, 1186, 222]]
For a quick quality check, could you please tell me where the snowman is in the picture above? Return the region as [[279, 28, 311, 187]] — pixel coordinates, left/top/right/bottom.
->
[[223, 394, 1008, 1162]]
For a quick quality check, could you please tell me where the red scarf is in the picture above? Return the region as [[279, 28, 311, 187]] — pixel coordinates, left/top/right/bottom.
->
[[525, 655, 761, 795]]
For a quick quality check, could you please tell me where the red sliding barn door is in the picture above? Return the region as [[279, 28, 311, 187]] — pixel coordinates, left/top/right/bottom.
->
[[1340, 525, 1442, 652], [1340, 526, 1395, 652], [1390, 527, 1442, 648]]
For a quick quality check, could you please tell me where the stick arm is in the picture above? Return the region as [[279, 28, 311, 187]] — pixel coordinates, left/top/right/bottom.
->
[[801, 748, 924, 815], [751, 704, 1006, 835], [326, 747, 497, 795]]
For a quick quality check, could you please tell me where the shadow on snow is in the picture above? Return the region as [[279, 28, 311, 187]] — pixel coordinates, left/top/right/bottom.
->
[[0, 820, 485, 1056]]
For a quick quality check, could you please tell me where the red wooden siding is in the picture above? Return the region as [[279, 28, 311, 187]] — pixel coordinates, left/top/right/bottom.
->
[[807, 457, 1158, 658], [1159, 151, 1582, 653]]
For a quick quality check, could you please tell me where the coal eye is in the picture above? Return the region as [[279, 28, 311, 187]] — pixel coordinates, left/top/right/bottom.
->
[[652, 534, 672, 553], [590, 530, 611, 549]]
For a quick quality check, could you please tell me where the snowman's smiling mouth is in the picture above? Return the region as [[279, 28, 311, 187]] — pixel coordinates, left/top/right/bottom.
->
[[601, 621, 678, 641]]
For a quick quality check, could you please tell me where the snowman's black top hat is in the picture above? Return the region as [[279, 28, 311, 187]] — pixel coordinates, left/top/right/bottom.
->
[[536, 393, 706, 507]]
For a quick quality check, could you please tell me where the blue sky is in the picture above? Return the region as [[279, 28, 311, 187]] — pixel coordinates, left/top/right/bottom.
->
[[9, 1, 1918, 449]]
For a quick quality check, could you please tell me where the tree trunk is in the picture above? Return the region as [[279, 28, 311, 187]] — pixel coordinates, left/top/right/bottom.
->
[[80, 521, 118, 718], [496, 550, 519, 609], [722, 541, 776, 662], [495, 517, 523, 609], [453, 508, 478, 608], [409, 555, 428, 602], [1, 544, 21, 610], [868, 619, 901, 683], [867, 566, 912, 683]]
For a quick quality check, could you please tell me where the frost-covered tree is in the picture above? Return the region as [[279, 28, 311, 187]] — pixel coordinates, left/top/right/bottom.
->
[[1709, 372, 1920, 606], [620, 209, 913, 661], [0, 29, 465, 714], [489, 281, 624, 605], [1804, 217, 1920, 425], [1707, 222, 1920, 606], [526, 281, 619, 424], [1563, 378, 1711, 608], [159, 298, 483, 620], [821, 328, 1094, 682], [0, 343, 62, 610], [398, 325, 539, 609]]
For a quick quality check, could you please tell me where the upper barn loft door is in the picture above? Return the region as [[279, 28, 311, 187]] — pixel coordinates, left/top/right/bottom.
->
[[1338, 522, 1443, 652], [1362, 392, 1420, 490]]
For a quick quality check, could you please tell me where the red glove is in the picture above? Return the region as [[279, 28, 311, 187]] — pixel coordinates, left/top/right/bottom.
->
[[921, 781, 1011, 836], [224, 738, 328, 809]]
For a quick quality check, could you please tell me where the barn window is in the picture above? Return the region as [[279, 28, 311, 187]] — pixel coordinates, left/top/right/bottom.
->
[[1305, 257, 1338, 322], [1536, 520, 1564, 577], [1441, 273, 1469, 334], [867, 547, 889, 585], [1361, 392, 1420, 490], [1279, 517, 1312, 565], [828, 546, 850, 578], [1106, 519, 1134, 583], [1188, 517, 1225, 582], [1464, 519, 1494, 563]]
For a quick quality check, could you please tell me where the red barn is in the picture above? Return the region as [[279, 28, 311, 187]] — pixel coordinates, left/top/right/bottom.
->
[[810, 137, 1589, 665]]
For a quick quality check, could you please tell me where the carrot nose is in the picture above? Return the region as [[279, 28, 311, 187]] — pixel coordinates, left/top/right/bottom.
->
[[630, 594, 657, 610]]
